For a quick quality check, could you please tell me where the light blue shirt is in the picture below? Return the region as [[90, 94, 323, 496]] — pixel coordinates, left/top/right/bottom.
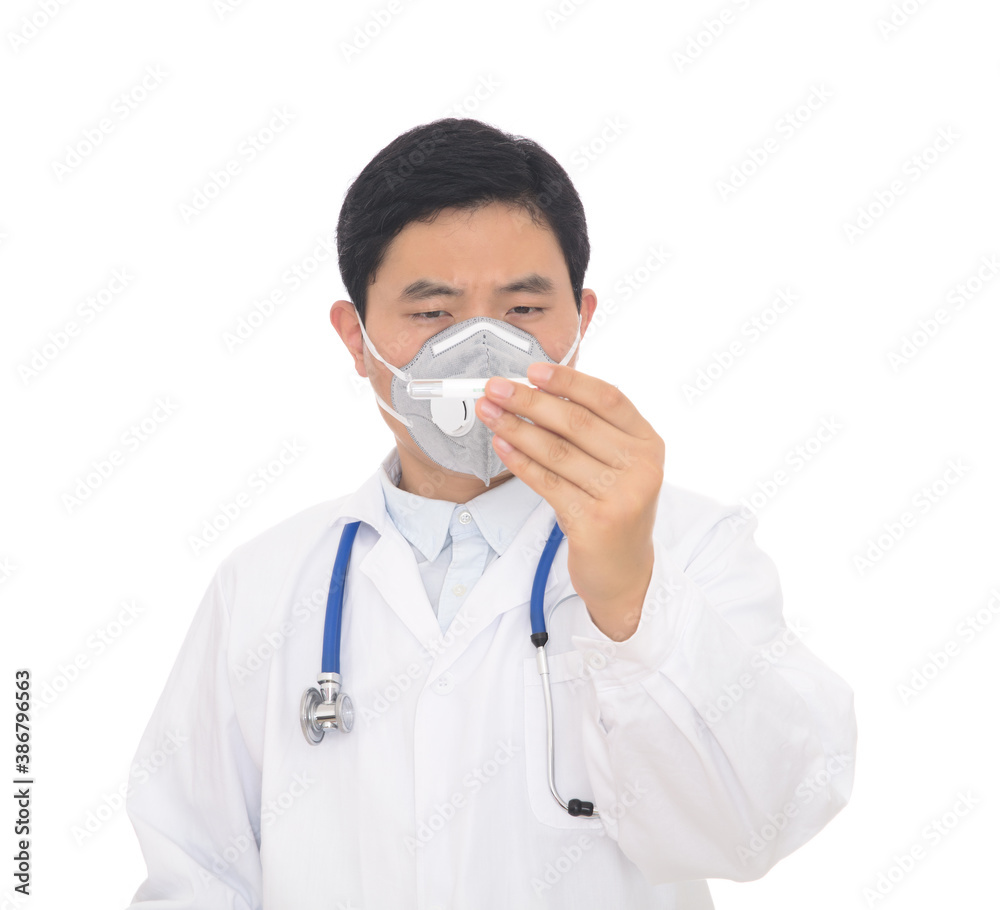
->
[[376, 448, 544, 633]]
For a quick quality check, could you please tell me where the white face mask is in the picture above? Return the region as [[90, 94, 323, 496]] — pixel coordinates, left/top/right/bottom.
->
[[356, 308, 583, 486]]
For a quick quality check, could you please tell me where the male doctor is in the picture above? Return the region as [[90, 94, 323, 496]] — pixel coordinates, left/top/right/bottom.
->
[[123, 118, 857, 909]]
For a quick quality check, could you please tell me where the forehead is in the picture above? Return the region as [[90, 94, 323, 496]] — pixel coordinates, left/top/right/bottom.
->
[[375, 203, 565, 281]]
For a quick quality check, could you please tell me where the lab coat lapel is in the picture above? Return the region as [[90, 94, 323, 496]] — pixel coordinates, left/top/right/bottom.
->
[[329, 465, 444, 650], [357, 525, 446, 649], [332, 463, 571, 673]]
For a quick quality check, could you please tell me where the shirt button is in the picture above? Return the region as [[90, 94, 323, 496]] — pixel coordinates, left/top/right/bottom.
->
[[452, 583, 466, 596], [458, 510, 472, 524], [434, 673, 455, 695]]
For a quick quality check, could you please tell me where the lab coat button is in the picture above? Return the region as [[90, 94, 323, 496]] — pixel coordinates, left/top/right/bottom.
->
[[458, 510, 472, 524], [434, 673, 455, 694]]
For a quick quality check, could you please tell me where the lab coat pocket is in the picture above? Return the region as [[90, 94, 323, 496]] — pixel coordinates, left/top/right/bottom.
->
[[522, 650, 605, 830]]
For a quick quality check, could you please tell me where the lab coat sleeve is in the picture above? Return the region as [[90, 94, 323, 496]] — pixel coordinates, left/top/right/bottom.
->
[[569, 508, 857, 884], [123, 560, 263, 910]]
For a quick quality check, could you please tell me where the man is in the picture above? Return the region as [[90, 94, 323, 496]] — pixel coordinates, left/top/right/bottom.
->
[[124, 118, 856, 909]]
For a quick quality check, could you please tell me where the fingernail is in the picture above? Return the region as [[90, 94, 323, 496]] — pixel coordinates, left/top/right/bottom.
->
[[527, 363, 553, 384], [488, 377, 514, 398]]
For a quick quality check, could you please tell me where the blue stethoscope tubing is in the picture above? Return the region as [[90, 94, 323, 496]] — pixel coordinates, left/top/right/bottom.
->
[[322, 519, 360, 675], [301, 515, 599, 818]]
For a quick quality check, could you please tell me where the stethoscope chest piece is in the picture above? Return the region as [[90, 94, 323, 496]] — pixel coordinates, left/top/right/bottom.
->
[[300, 671, 354, 743]]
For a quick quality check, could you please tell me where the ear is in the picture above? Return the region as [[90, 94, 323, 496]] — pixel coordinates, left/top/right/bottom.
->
[[330, 300, 368, 378], [580, 289, 598, 340]]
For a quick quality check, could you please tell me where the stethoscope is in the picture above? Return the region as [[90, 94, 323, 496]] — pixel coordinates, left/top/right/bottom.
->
[[300, 517, 599, 819]]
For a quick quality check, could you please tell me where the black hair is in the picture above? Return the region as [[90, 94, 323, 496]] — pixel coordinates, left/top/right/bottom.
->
[[336, 118, 589, 328]]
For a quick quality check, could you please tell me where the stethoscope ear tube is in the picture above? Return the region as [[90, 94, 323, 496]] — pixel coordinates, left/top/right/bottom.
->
[[323, 521, 361, 676], [531, 521, 599, 819], [535, 644, 598, 818]]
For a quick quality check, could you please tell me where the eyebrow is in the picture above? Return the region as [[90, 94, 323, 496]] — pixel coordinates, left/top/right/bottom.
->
[[398, 273, 556, 301]]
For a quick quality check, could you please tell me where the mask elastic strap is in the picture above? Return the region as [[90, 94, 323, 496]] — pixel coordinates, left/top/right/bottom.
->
[[354, 307, 414, 428], [558, 310, 583, 366]]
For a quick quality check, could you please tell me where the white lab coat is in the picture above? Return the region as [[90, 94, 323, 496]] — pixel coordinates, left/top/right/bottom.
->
[[124, 450, 856, 909]]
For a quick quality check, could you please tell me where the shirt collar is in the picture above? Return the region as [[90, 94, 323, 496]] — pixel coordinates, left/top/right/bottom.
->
[[375, 446, 543, 562]]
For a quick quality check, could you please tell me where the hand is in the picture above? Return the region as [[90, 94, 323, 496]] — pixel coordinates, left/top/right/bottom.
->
[[475, 362, 665, 641]]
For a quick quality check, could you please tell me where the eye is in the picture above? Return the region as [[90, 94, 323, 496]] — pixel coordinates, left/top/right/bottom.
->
[[409, 307, 543, 320]]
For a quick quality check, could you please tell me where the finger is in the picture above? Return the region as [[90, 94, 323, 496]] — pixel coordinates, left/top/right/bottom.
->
[[478, 399, 626, 503], [524, 363, 652, 438], [488, 432, 594, 524], [483, 373, 636, 470]]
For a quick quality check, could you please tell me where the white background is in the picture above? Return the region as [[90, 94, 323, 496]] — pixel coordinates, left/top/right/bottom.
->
[[2, 0, 998, 907]]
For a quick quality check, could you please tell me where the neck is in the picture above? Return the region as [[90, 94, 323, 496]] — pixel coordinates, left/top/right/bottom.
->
[[394, 442, 516, 503]]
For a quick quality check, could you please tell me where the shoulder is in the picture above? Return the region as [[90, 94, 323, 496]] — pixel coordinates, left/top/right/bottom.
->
[[213, 496, 348, 589]]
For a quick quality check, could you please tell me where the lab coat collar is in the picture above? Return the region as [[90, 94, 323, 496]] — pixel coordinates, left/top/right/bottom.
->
[[325, 447, 565, 671]]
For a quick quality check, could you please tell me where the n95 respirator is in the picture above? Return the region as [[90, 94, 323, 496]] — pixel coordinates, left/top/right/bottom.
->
[[356, 309, 582, 486]]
